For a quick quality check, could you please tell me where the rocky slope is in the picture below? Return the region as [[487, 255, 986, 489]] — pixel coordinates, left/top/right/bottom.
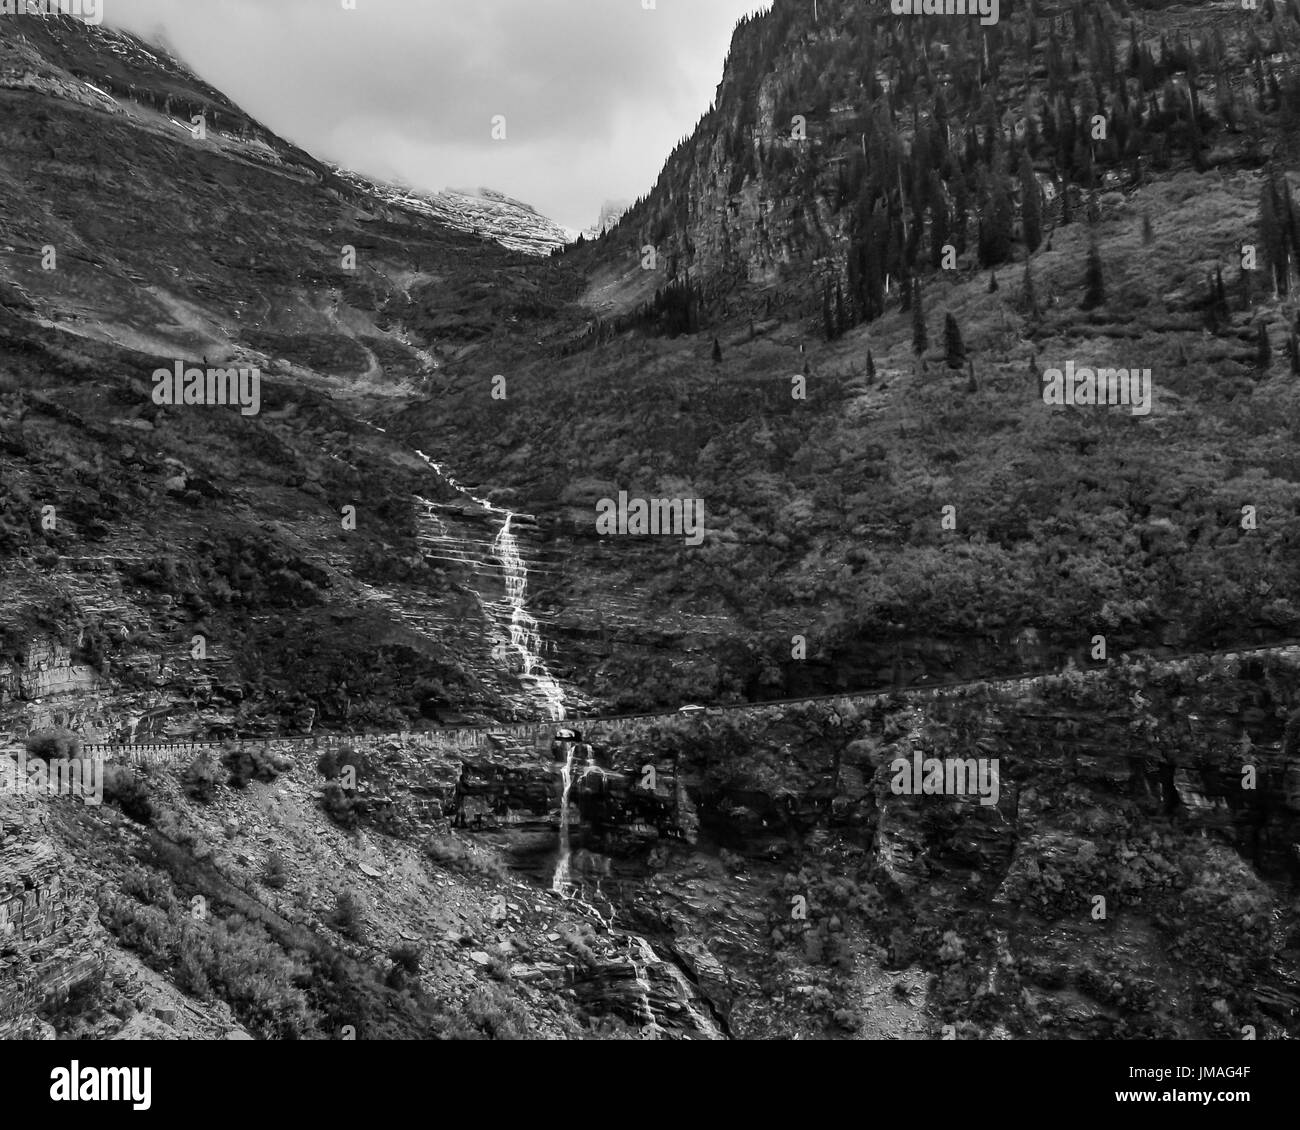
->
[[1, 3, 1299, 1042], [5, 646, 1296, 1040]]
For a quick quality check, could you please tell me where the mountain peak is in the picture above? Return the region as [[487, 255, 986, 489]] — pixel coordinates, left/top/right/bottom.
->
[[330, 169, 573, 256]]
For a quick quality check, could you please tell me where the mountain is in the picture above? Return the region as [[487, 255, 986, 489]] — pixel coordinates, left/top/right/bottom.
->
[[577, 198, 631, 242], [333, 170, 575, 257], [1, 2, 1300, 1047], [400, 0, 1300, 710], [576, 0, 1300, 321]]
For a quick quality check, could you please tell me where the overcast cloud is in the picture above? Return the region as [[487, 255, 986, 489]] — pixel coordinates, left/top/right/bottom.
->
[[102, 0, 771, 231]]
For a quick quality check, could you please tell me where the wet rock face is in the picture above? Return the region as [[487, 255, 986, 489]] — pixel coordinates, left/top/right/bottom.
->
[[562, 660, 1300, 1039]]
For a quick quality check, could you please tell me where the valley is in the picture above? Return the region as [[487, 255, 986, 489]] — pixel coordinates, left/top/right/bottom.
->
[[1, 0, 1299, 1045]]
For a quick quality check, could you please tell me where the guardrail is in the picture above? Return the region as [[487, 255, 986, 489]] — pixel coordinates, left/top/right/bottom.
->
[[59, 638, 1300, 759]]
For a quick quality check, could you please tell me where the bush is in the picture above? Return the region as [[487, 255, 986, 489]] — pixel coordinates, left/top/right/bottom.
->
[[317, 746, 367, 784], [102, 765, 154, 824], [23, 729, 82, 759], [222, 744, 289, 789], [328, 889, 367, 943], [182, 752, 221, 802], [261, 852, 288, 889], [385, 942, 423, 988], [453, 987, 530, 1040], [558, 923, 599, 969], [321, 782, 359, 829], [99, 895, 177, 962], [389, 942, 422, 976]]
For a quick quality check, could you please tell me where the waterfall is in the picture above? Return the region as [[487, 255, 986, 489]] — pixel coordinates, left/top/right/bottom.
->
[[491, 513, 566, 722], [552, 742, 577, 893], [407, 446, 566, 721], [628, 937, 664, 1038], [368, 426, 585, 897]]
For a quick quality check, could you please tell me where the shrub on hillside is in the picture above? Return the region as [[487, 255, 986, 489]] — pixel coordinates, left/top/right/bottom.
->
[[384, 942, 423, 988], [317, 745, 368, 784], [182, 752, 221, 802], [23, 729, 82, 759], [261, 852, 288, 889], [388, 942, 422, 976], [103, 765, 154, 824], [321, 782, 359, 829], [328, 889, 368, 943], [222, 743, 289, 789]]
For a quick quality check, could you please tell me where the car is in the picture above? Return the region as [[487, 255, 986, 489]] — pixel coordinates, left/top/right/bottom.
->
[[677, 704, 707, 715]]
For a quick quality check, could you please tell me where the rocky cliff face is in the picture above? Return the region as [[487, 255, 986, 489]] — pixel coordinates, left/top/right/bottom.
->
[[3, 639, 1297, 1039], [581, 652, 1300, 1038], [578, 0, 1292, 320]]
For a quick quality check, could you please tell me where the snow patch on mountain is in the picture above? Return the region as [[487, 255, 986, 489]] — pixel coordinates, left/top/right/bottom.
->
[[331, 169, 574, 257]]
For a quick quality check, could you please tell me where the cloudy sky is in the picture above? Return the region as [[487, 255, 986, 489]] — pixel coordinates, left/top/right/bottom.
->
[[104, 0, 772, 232]]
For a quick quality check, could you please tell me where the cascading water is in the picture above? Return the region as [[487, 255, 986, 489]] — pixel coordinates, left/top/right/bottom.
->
[[491, 513, 566, 722], [362, 424, 724, 1037], [552, 742, 577, 893], [369, 426, 581, 892], [406, 446, 566, 723]]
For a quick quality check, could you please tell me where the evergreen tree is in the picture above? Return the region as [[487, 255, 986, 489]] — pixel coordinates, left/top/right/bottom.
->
[[928, 169, 950, 269], [866, 350, 876, 382], [953, 176, 970, 256], [712, 337, 722, 364], [1019, 155, 1043, 252], [1082, 237, 1106, 310], [979, 177, 1015, 267], [1205, 266, 1230, 331], [1023, 260, 1041, 319], [989, 271, 999, 293], [1256, 321, 1272, 373], [944, 313, 965, 369], [967, 358, 978, 392], [912, 279, 928, 356], [1206, 273, 1222, 332], [1260, 173, 1293, 296], [1142, 213, 1155, 245]]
